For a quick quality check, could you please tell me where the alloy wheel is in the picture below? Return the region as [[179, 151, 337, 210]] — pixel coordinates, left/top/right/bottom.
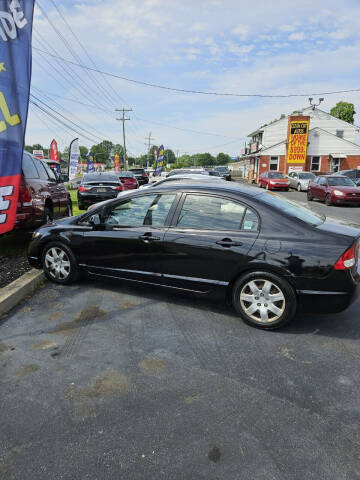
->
[[297, 183, 301, 192], [239, 279, 285, 324], [44, 247, 71, 281]]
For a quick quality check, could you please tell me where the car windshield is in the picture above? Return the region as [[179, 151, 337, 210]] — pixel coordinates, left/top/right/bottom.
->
[[215, 167, 228, 172], [130, 169, 145, 174], [298, 173, 315, 179], [82, 174, 119, 183], [117, 172, 134, 178], [328, 177, 355, 186], [268, 172, 285, 178], [259, 192, 325, 226]]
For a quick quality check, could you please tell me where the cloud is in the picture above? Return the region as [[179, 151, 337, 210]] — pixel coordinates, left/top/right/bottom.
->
[[279, 24, 296, 32], [232, 24, 250, 40], [289, 32, 305, 41]]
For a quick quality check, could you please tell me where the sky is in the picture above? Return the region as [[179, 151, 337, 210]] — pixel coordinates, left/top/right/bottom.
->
[[26, 0, 360, 157]]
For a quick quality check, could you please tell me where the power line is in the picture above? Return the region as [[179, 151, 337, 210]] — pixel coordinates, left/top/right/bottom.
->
[[32, 47, 360, 98]]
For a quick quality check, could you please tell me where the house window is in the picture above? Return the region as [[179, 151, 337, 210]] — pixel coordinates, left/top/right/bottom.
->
[[336, 130, 344, 138], [310, 156, 321, 172], [269, 156, 279, 171]]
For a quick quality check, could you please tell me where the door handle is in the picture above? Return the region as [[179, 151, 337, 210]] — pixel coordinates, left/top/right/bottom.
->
[[139, 233, 161, 243], [216, 238, 243, 248]]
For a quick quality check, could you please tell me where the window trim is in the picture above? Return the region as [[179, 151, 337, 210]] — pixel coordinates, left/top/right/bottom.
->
[[170, 192, 260, 233], [269, 156, 279, 171], [310, 156, 321, 172]]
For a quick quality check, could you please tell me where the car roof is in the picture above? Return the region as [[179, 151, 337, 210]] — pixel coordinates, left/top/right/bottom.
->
[[144, 181, 261, 197]]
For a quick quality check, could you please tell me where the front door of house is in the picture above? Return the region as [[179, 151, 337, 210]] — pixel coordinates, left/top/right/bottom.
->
[[330, 157, 340, 173]]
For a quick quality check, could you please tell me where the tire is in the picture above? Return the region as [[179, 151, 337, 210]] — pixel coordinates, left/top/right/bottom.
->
[[78, 201, 85, 210], [258, 181, 262, 188], [43, 206, 53, 224], [232, 271, 297, 330], [64, 202, 73, 217], [284, 189, 289, 192], [307, 190, 313, 201], [265, 184, 269, 190], [297, 183, 302, 192], [325, 194, 332, 206], [42, 242, 79, 285]]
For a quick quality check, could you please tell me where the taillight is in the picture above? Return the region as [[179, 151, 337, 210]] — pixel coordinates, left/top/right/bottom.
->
[[334, 242, 359, 270], [142, 173, 147, 177], [78, 186, 91, 192], [111, 185, 123, 191], [19, 184, 32, 203]]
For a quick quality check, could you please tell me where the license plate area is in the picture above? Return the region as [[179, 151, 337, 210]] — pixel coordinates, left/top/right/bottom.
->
[[97, 188, 106, 193]]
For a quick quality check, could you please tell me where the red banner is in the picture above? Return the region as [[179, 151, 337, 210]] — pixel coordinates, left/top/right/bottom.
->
[[114, 152, 120, 172], [50, 139, 59, 163]]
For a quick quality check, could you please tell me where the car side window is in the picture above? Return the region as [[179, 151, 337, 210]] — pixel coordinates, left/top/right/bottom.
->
[[103, 194, 176, 227], [35, 159, 50, 180], [319, 177, 327, 186], [176, 194, 257, 231], [22, 153, 39, 179], [42, 162, 57, 181]]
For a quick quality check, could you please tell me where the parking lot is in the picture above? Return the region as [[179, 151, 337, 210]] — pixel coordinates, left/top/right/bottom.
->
[[1, 262, 360, 479]]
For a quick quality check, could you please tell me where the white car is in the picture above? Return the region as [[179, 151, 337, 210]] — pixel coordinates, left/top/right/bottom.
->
[[287, 171, 316, 191]]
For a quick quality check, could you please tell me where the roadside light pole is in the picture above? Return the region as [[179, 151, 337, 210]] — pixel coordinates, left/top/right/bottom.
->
[[116, 108, 133, 168]]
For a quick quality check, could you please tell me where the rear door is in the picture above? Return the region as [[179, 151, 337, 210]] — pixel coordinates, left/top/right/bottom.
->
[[162, 193, 260, 292], [42, 161, 69, 216]]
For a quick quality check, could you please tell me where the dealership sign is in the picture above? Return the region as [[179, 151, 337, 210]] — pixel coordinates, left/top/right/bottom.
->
[[286, 116, 310, 164]]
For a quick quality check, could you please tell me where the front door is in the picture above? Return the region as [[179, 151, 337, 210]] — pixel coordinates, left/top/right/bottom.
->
[[78, 192, 178, 284], [162, 193, 260, 292], [330, 158, 340, 173]]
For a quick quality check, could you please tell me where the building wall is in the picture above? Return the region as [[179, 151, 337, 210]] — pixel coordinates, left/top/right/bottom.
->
[[261, 108, 358, 148]]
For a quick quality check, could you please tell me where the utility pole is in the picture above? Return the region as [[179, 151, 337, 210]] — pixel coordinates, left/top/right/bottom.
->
[[116, 108, 132, 168], [145, 132, 155, 168]]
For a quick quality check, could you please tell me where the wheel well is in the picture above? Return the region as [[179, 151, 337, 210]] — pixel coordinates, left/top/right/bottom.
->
[[226, 266, 296, 302], [44, 198, 53, 214]]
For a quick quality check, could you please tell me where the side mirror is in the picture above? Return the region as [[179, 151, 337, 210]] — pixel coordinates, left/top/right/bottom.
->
[[88, 214, 101, 226]]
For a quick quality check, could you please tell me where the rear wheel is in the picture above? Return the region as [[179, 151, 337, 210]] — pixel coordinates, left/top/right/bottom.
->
[[78, 199, 85, 210], [325, 194, 332, 206], [64, 202, 73, 217], [43, 206, 53, 224], [232, 271, 297, 329], [307, 190, 313, 201], [42, 242, 78, 285]]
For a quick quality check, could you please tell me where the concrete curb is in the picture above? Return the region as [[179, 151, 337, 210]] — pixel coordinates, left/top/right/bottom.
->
[[0, 269, 45, 316]]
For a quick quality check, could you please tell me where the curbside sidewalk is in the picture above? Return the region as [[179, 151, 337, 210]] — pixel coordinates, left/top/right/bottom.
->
[[0, 269, 45, 317]]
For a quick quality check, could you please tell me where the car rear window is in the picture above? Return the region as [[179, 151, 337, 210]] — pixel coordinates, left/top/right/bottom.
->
[[82, 174, 119, 183], [259, 192, 324, 226], [118, 172, 134, 178], [130, 169, 146, 174], [22, 153, 39, 179]]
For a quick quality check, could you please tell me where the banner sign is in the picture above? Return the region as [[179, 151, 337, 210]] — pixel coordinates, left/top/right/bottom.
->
[[0, 0, 35, 234], [287, 118, 310, 164], [50, 138, 59, 163], [33, 149, 44, 160], [114, 152, 120, 172], [87, 152, 95, 173], [154, 144, 164, 176], [68, 138, 79, 180]]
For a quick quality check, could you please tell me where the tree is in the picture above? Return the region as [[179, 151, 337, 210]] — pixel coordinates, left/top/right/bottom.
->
[[330, 101, 356, 124], [164, 149, 176, 165], [193, 152, 216, 167], [216, 152, 231, 165], [79, 146, 88, 161], [90, 140, 115, 167]]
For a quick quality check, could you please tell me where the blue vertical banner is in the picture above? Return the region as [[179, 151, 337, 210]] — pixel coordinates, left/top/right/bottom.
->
[[87, 152, 95, 173], [68, 138, 79, 180], [154, 144, 164, 176], [0, 0, 35, 234]]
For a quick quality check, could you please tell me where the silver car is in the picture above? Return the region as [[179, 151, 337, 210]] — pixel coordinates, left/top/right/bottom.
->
[[139, 173, 225, 189], [287, 171, 316, 191]]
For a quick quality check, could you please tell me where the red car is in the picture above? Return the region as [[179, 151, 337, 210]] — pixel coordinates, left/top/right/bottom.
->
[[307, 175, 360, 206], [115, 171, 138, 190], [258, 171, 290, 191], [14, 152, 72, 230]]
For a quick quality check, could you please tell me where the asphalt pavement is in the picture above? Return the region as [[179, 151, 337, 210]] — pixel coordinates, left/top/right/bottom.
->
[[1, 269, 360, 479]]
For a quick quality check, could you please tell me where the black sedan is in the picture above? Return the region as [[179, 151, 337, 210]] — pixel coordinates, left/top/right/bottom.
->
[[77, 173, 123, 210], [28, 183, 360, 329]]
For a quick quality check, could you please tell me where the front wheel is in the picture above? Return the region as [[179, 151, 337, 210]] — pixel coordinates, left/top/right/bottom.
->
[[297, 183, 302, 192], [42, 242, 79, 285], [307, 190, 313, 201], [266, 184, 270, 190], [232, 271, 297, 329], [325, 194, 332, 206]]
